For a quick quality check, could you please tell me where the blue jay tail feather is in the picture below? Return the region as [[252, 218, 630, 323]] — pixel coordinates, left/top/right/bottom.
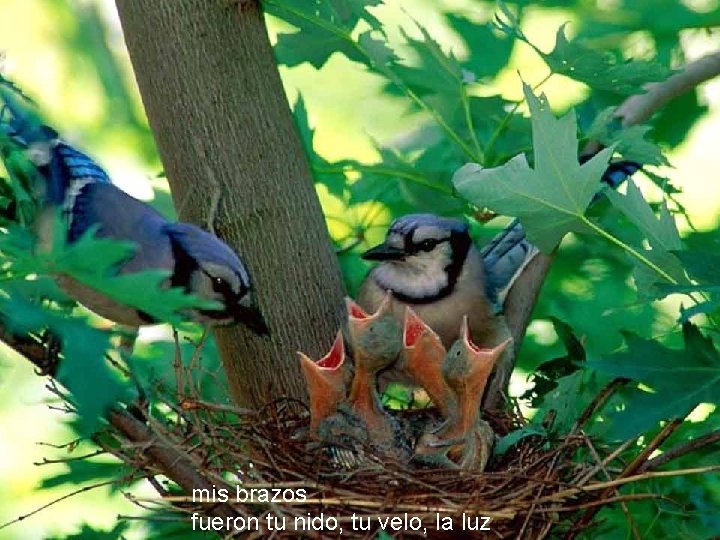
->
[[579, 153, 642, 189]]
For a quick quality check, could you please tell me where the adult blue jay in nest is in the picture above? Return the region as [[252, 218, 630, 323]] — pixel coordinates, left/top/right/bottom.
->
[[358, 160, 640, 347], [0, 86, 269, 334], [357, 159, 639, 405]]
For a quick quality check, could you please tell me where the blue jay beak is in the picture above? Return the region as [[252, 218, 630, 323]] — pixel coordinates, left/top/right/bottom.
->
[[361, 242, 405, 261], [233, 303, 270, 335]]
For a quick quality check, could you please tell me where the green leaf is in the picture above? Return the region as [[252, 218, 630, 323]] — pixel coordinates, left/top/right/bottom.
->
[[494, 425, 547, 456], [358, 30, 396, 67], [541, 25, 671, 95], [392, 25, 464, 98], [0, 288, 128, 435], [293, 95, 347, 196], [590, 323, 720, 436], [605, 180, 681, 252], [522, 317, 585, 406], [446, 14, 513, 80], [586, 107, 667, 166], [604, 180, 686, 294], [266, 0, 382, 69], [449, 95, 531, 166], [47, 522, 129, 540], [347, 145, 467, 217], [292, 94, 315, 159], [453, 84, 613, 252], [40, 459, 126, 489], [678, 238, 720, 284], [535, 370, 588, 436], [656, 231, 720, 320], [652, 89, 708, 148], [494, 8, 670, 96]]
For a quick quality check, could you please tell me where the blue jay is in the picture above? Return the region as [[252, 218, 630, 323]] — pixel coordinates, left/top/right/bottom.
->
[[0, 87, 268, 334], [357, 160, 640, 346]]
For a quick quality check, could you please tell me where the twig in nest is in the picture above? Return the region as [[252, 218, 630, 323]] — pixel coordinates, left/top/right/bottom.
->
[[581, 434, 641, 540], [33, 449, 106, 466], [573, 378, 627, 432], [572, 438, 636, 486], [567, 418, 685, 537]]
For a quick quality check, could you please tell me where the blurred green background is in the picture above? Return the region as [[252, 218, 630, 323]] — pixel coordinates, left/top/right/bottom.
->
[[0, 0, 719, 538]]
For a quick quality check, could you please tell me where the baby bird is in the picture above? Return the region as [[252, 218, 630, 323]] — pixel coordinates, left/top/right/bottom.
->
[[399, 307, 455, 418], [346, 293, 402, 445], [298, 331, 347, 433], [415, 318, 511, 470]]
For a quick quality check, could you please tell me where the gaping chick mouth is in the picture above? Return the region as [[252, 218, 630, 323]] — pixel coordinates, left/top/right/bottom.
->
[[403, 307, 426, 348], [347, 299, 369, 321], [315, 331, 345, 371], [345, 292, 392, 324], [461, 316, 481, 353]]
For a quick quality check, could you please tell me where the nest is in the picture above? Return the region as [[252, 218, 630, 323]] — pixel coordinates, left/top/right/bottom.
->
[[86, 298, 680, 539], [101, 389, 661, 540]]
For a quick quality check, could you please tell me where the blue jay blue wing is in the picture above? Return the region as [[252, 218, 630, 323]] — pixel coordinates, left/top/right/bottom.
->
[[1, 85, 109, 203], [68, 181, 174, 273], [43, 143, 112, 205], [53, 143, 111, 184], [580, 156, 642, 190], [600, 160, 641, 189], [480, 219, 538, 311]]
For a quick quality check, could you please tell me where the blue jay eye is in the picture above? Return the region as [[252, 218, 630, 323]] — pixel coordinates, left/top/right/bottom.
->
[[211, 276, 227, 292], [418, 239, 437, 251]]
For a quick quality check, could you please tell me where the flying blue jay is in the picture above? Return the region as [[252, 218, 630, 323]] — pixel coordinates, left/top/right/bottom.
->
[[357, 160, 641, 348], [0, 85, 269, 334]]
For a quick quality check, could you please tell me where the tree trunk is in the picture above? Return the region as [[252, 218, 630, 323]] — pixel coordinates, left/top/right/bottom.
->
[[115, 0, 346, 408]]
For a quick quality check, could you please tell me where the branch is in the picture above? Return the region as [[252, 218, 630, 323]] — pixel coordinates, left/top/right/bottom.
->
[[615, 51, 720, 127], [581, 50, 720, 157], [104, 410, 239, 521], [0, 324, 241, 525], [639, 428, 720, 472]]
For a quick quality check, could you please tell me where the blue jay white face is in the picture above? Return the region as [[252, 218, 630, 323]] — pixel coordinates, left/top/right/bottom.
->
[[166, 223, 268, 333], [362, 214, 471, 303]]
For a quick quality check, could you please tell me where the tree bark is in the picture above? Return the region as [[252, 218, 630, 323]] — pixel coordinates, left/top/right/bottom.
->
[[114, 0, 346, 408]]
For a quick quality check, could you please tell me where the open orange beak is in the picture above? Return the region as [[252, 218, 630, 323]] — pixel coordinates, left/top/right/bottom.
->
[[401, 307, 453, 417], [298, 330, 346, 432]]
